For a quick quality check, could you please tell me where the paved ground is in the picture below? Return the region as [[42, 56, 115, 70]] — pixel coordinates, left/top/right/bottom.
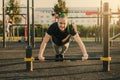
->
[[0, 41, 120, 80]]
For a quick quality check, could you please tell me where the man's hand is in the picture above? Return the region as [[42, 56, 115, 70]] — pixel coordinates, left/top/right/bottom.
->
[[38, 56, 45, 61], [82, 53, 88, 61]]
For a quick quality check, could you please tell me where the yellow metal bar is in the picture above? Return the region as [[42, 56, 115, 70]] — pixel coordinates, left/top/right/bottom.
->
[[101, 57, 111, 61], [24, 57, 35, 62]]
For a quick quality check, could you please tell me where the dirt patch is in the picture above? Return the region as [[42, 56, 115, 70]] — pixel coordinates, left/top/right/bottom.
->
[[0, 41, 120, 80]]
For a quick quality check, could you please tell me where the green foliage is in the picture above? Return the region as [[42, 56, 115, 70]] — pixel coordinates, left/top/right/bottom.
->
[[77, 25, 96, 37], [53, 0, 68, 17], [34, 25, 48, 37], [35, 26, 42, 37], [117, 19, 120, 26], [5, 0, 22, 23], [18, 27, 24, 36], [110, 26, 120, 37], [0, 27, 3, 36], [0, 20, 3, 36], [116, 8, 120, 26], [0, 20, 2, 27]]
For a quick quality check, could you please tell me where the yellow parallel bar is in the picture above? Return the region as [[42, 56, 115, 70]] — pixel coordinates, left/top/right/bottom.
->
[[24, 57, 35, 62], [101, 57, 111, 61]]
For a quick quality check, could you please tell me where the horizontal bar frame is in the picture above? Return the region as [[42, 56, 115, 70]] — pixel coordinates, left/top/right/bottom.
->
[[35, 57, 101, 61], [24, 57, 112, 62]]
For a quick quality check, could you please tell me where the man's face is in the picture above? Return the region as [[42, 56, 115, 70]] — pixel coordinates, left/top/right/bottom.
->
[[58, 17, 68, 32]]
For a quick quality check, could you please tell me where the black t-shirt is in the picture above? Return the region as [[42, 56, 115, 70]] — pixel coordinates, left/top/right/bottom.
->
[[47, 22, 76, 46]]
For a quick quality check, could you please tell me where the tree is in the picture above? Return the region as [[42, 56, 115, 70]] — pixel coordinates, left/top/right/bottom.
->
[[117, 8, 120, 26], [53, 0, 68, 17], [5, 0, 22, 23], [5, 0, 22, 39]]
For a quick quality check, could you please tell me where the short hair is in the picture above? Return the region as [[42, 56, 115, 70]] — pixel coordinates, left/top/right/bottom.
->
[[59, 13, 67, 18]]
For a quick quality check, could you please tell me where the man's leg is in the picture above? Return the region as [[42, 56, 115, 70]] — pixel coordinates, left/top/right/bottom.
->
[[52, 43, 59, 55], [52, 43, 61, 61], [58, 42, 69, 61], [60, 42, 69, 56], [52, 42, 69, 61]]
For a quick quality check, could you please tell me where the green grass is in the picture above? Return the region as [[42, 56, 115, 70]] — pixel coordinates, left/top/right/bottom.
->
[[0, 36, 42, 41], [0, 36, 119, 41]]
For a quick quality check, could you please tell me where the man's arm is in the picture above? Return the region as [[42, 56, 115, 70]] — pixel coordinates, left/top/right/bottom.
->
[[73, 33, 88, 60], [38, 33, 51, 61]]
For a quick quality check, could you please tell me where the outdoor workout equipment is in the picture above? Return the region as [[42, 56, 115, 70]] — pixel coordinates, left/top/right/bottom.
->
[[24, 50, 111, 72], [24, 57, 111, 61], [24, 15, 27, 41], [111, 33, 120, 40], [24, 45, 111, 72], [1, 0, 35, 48], [24, 2, 112, 72]]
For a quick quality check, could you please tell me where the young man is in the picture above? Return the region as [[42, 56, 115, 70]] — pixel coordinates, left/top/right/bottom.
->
[[38, 13, 88, 61]]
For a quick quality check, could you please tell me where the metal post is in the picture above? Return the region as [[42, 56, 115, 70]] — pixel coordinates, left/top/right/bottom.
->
[[26, 45, 33, 71], [96, 8, 100, 43], [26, 0, 32, 72], [103, 2, 110, 72], [35, 57, 101, 61], [100, 0, 103, 44], [24, 15, 27, 41], [31, 0, 35, 48], [27, 0, 30, 45], [2, 0, 6, 48]]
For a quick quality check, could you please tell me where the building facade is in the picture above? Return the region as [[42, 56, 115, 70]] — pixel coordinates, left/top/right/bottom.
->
[[34, 7, 99, 26]]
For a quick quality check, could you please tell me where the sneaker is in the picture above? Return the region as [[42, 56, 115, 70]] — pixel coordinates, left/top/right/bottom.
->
[[59, 54, 64, 61], [55, 55, 60, 61]]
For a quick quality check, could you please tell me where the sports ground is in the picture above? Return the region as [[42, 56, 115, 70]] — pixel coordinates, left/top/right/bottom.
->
[[0, 41, 120, 80]]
